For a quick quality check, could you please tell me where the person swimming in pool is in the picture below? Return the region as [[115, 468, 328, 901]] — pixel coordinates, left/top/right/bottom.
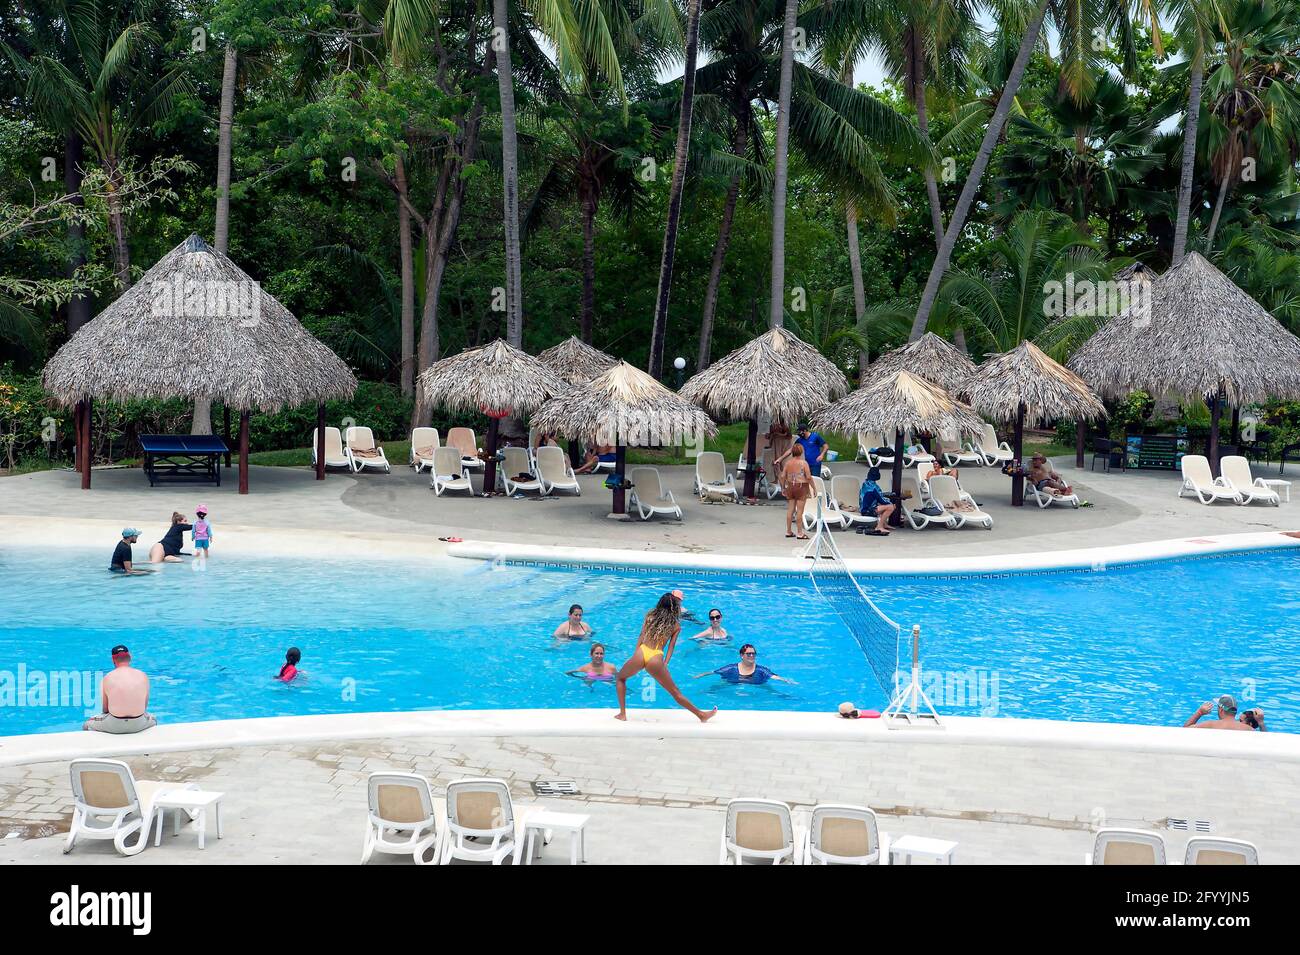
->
[[553, 604, 594, 640], [568, 642, 616, 683], [614, 590, 717, 723], [276, 647, 302, 683], [691, 608, 729, 642], [694, 644, 796, 685]]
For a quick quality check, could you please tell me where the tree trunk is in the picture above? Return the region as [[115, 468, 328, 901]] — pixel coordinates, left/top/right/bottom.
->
[[396, 152, 416, 395], [952, 325, 967, 353], [908, 0, 1048, 341], [1172, 49, 1204, 266], [1011, 406, 1025, 506], [767, 0, 799, 330], [696, 123, 746, 370], [846, 203, 868, 376], [1205, 169, 1230, 252], [910, 31, 944, 248], [493, 0, 524, 348], [648, 0, 702, 378], [214, 44, 237, 252], [580, 175, 597, 343], [64, 133, 91, 334], [104, 158, 131, 290]]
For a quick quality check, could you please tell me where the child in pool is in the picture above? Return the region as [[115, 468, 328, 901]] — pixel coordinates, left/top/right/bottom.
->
[[192, 504, 214, 561], [277, 647, 302, 683]]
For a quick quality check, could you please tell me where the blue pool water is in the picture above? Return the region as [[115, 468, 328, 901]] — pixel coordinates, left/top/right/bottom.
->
[[1, 546, 1297, 734]]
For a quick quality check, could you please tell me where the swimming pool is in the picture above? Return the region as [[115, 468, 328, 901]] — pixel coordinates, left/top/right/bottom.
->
[[1, 546, 1296, 734]]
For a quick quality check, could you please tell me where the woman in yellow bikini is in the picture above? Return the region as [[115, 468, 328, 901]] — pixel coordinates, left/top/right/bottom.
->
[[614, 590, 717, 723]]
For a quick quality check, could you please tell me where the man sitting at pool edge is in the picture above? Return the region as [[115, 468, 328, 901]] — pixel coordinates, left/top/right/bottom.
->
[[1183, 694, 1254, 731], [84, 645, 158, 734]]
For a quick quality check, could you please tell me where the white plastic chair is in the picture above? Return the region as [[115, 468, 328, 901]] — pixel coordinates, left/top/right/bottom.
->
[[695, 451, 739, 502], [720, 798, 799, 865], [409, 427, 441, 473], [345, 426, 391, 473], [628, 466, 682, 521], [802, 476, 849, 531], [935, 431, 982, 467], [1087, 828, 1168, 865], [65, 759, 195, 857], [970, 423, 1013, 467], [803, 804, 889, 865], [430, 446, 472, 496], [361, 772, 441, 865], [441, 778, 532, 865], [499, 446, 542, 495], [929, 474, 993, 529], [1219, 455, 1280, 506], [1183, 837, 1259, 865], [830, 474, 877, 529], [1178, 454, 1242, 504], [860, 431, 895, 468], [447, 427, 483, 471], [311, 427, 350, 470], [1026, 461, 1081, 508], [899, 476, 957, 529], [536, 445, 581, 495]]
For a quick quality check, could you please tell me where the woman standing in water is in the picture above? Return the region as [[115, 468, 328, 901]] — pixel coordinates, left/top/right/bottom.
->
[[614, 590, 717, 723]]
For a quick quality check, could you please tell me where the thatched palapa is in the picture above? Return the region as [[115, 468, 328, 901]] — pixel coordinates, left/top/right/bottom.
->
[[537, 335, 618, 385], [756, 326, 851, 397], [814, 369, 986, 443], [861, 332, 976, 392]]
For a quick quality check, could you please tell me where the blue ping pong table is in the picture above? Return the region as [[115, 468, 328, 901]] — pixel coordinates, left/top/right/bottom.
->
[[139, 434, 230, 487]]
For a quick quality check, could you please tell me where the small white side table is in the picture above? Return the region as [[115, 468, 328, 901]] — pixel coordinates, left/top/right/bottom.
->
[[522, 810, 590, 865], [153, 790, 225, 850], [1259, 479, 1291, 503], [889, 834, 957, 865]]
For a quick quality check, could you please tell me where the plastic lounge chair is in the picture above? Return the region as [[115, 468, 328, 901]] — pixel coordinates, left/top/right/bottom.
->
[[901, 436, 934, 469], [409, 427, 441, 473], [361, 772, 442, 865], [65, 759, 195, 857], [628, 467, 682, 521], [858, 431, 894, 468], [802, 804, 889, 865], [1219, 455, 1280, 506], [970, 423, 1013, 467], [830, 475, 877, 530], [1025, 458, 1080, 508], [441, 778, 533, 865], [720, 798, 799, 865], [694, 451, 739, 503], [535, 445, 581, 496], [1178, 454, 1242, 505], [928, 474, 993, 529], [447, 427, 483, 471], [1183, 837, 1259, 865], [935, 432, 982, 467], [311, 427, 350, 471], [1087, 828, 1168, 865], [498, 446, 542, 495], [430, 446, 472, 496], [801, 476, 848, 532], [345, 426, 391, 474], [899, 476, 957, 530]]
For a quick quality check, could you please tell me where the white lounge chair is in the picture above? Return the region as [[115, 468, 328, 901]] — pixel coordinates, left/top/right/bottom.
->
[[628, 467, 682, 521], [430, 446, 473, 496], [1184, 837, 1259, 865], [498, 446, 542, 495], [311, 426, 350, 470], [802, 476, 849, 531], [1087, 828, 1168, 865], [441, 778, 533, 865], [1179, 454, 1242, 504], [65, 759, 195, 857], [901, 436, 934, 468], [802, 804, 889, 865], [929, 474, 993, 529], [899, 476, 956, 529], [720, 798, 799, 865], [345, 426, 391, 473], [971, 422, 1013, 467], [695, 451, 739, 503], [934, 431, 982, 467], [859, 431, 895, 468], [535, 445, 581, 495], [1026, 458, 1081, 508], [361, 772, 442, 865], [1219, 455, 1280, 506], [830, 475, 877, 529], [409, 427, 441, 473], [447, 426, 483, 471], [740, 447, 782, 498]]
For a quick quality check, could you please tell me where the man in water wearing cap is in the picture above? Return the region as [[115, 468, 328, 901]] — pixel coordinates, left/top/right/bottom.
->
[[110, 529, 153, 575], [1183, 694, 1254, 731], [83, 645, 157, 734]]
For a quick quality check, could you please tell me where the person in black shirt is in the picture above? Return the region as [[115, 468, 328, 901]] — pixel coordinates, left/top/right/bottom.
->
[[149, 512, 192, 563], [110, 529, 152, 575]]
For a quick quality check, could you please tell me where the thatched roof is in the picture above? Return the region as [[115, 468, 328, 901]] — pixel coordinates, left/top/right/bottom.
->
[[862, 331, 976, 391], [417, 338, 568, 417], [964, 340, 1105, 425], [1068, 252, 1300, 404], [537, 335, 619, 385], [679, 333, 844, 425], [813, 369, 986, 439], [758, 326, 851, 396], [1112, 261, 1158, 284], [43, 235, 356, 411], [531, 361, 717, 446]]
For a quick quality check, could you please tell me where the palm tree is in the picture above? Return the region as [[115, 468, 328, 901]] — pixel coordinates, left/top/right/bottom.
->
[[765, 0, 798, 330]]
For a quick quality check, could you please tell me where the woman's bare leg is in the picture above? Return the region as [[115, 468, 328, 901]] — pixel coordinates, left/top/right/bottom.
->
[[795, 498, 809, 538], [785, 498, 796, 535], [645, 658, 717, 722], [613, 653, 646, 720]]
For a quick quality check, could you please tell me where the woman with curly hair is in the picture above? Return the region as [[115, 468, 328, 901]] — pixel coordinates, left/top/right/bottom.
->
[[614, 590, 717, 723]]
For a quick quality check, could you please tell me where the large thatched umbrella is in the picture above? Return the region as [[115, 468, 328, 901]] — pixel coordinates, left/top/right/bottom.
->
[[417, 339, 568, 494], [964, 341, 1104, 505], [532, 361, 717, 516], [680, 332, 848, 499], [814, 370, 985, 525], [1069, 251, 1300, 474], [537, 336, 618, 464], [43, 235, 356, 493], [861, 331, 976, 392]]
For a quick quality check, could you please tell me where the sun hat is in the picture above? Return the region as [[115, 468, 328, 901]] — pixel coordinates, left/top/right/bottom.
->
[[838, 701, 858, 718], [121, 527, 139, 538], [196, 503, 209, 514]]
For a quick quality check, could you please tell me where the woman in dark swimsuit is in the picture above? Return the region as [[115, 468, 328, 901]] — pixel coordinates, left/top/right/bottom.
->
[[149, 512, 192, 563], [552, 604, 594, 640]]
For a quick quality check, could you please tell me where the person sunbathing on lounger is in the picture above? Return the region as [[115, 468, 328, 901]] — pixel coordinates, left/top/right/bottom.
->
[[576, 442, 616, 473], [1028, 454, 1072, 496]]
